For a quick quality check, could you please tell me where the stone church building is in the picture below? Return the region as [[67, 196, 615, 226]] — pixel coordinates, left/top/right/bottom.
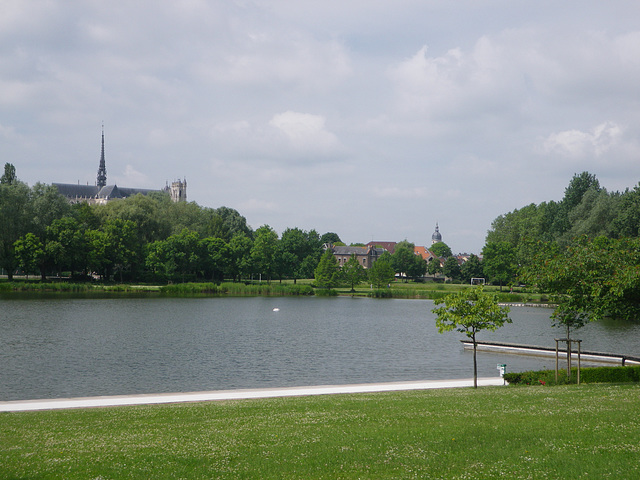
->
[[54, 128, 186, 204]]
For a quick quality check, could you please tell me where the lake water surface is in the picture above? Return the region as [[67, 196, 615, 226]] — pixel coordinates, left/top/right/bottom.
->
[[1, 296, 639, 401]]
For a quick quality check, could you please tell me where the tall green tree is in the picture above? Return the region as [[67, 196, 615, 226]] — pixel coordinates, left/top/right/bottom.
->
[[251, 225, 278, 282], [407, 252, 427, 280], [610, 184, 640, 237], [521, 236, 640, 324], [460, 254, 483, 284], [103, 219, 139, 282], [433, 287, 511, 388], [145, 228, 201, 282], [320, 232, 341, 245], [199, 236, 229, 281], [314, 249, 341, 289], [46, 217, 88, 276], [443, 256, 462, 282], [518, 236, 640, 374], [29, 183, 71, 238], [368, 252, 396, 288], [97, 193, 170, 244], [1, 163, 17, 185], [274, 246, 297, 283], [562, 171, 600, 211], [0, 177, 31, 279], [207, 206, 253, 241], [13, 233, 45, 280], [391, 241, 417, 282], [279, 227, 323, 282], [227, 233, 253, 282], [427, 258, 442, 277], [482, 241, 517, 290], [430, 241, 452, 258], [86, 229, 111, 280], [342, 254, 367, 292], [298, 229, 323, 279]]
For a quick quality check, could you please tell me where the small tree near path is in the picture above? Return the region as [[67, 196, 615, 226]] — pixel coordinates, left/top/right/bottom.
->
[[432, 287, 511, 388], [342, 254, 367, 292]]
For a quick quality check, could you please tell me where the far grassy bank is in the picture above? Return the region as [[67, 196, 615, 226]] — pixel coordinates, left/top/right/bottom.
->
[[336, 281, 549, 303], [1, 384, 638, 479], [0, 278, 550, 303]]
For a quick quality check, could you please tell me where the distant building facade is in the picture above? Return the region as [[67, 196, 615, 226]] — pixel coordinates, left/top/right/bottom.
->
[[54, 127, 186, 204], [328, 223, 459, 275], [325, 244, 386, 269]]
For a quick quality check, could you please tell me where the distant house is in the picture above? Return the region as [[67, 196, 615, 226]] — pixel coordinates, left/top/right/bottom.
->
[[366, 241, 397, 254], [326, 244, 386, 269], [414, 246, 438, 264]]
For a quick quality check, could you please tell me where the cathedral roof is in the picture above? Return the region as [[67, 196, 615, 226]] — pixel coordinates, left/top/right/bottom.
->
[[53, 183, 162, 201], [53, 183, 100, 198]]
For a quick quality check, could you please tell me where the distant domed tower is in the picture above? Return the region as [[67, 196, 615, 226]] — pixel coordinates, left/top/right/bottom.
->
[[431, 223, 442, 245]]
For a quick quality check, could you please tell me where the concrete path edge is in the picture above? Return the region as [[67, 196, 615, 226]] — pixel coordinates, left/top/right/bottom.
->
[[0, 377, 505, 412]]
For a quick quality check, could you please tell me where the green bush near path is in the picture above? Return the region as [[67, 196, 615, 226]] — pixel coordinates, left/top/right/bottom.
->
[[505, 365, 640, 385], [1, 384, 639, 479]]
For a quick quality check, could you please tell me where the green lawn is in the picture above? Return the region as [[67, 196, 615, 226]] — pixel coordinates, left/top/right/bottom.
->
[[2, 384, 639, 479]]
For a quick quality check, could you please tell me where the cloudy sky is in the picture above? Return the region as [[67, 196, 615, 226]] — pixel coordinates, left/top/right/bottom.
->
[[2, 1, 640, 254]]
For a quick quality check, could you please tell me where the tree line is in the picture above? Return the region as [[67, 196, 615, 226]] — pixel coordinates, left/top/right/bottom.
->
[[0, 160, 524, 288], [1, 163, 453, 286], [1, 164, 339, 283], [483, 171, 640, 326]]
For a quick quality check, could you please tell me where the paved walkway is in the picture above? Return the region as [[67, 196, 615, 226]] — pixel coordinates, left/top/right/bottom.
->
[[0, 377, 505, 412]]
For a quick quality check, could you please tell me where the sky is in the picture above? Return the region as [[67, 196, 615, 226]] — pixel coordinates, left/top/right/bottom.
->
[[2, 1, 640, 254]]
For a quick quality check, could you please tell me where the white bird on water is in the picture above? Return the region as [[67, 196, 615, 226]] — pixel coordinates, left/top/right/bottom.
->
[[272, 307, 280, 312]]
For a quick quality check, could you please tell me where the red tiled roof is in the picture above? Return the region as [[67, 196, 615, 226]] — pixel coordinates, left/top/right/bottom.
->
[[366, 241, 397, 254]]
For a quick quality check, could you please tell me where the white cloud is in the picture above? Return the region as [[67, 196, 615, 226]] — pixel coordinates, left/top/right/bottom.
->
[[4, 1, 640, 254], [542, 122, 624, 158], [0, 123, 19, 140], [268, 111, 340, 155], [373, 186, 427, 199], [238, 197, 278, 213], [117, 165, 151, 188]]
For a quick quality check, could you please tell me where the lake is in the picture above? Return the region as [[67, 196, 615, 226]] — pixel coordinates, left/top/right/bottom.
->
[[1, 295, 639, 401]]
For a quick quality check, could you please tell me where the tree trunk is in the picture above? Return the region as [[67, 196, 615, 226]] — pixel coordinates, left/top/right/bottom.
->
[[566, 324, 572, 379], [472, 333, 478, 389]]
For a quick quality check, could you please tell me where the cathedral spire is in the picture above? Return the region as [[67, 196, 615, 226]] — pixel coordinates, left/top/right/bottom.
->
[[97, 124, 107, 188]]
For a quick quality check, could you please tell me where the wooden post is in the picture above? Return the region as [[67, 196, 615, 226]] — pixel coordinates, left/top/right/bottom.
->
[[577, 340, 581, 385], [567, 339, 571, 380], [555, 339, 559, 383]]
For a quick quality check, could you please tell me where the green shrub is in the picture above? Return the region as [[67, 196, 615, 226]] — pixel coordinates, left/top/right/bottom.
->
[[368, 289, 393, 298], [315, 288, 338, 296], [283, 284, 314, 296], [505, 366, 640, 386], [160, 283, 219, 295]]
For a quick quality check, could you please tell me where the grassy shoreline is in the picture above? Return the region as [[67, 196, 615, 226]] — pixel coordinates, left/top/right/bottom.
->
[[1, 384, 638, 479], [0, 279, 550, 303]]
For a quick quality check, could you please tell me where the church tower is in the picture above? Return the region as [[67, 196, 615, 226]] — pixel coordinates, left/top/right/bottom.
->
[[431, 222, 442, 245], [169, 178, 187, 202], [96, 125, 107, 188]]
